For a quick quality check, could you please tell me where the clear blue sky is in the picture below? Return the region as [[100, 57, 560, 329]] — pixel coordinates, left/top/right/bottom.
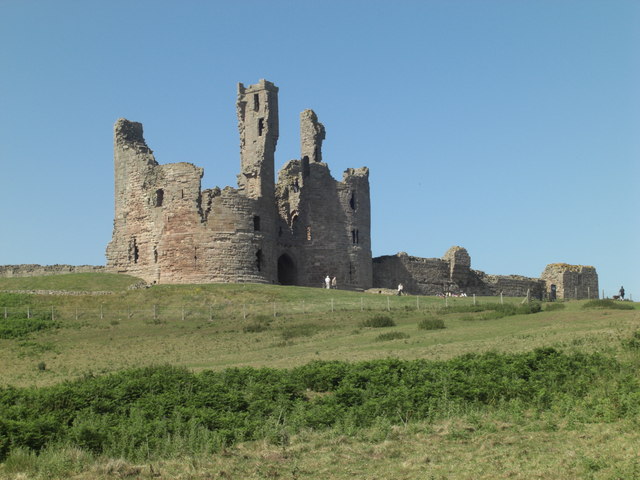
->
[[1, 0, 638, 298]]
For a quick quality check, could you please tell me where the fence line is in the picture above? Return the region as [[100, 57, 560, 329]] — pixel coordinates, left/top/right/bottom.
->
[[0, 293, 535, 323]]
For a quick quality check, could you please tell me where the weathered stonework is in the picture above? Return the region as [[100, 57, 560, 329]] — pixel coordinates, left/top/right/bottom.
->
[[0, 265, 105, 278], [373, 248, 547, 298], [540, 263, 599, 300], [105, 80, 373, 289]]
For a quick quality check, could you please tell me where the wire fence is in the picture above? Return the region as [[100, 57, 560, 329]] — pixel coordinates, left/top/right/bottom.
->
[[0, 294, 500, 323]]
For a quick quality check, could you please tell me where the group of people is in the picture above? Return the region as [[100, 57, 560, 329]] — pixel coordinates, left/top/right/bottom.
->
[[324, 275, 337, 289]]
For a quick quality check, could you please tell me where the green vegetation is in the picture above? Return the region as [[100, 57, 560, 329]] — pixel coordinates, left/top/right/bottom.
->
[[1, 347, 636, 463], [0, 273, 141, 292], [0, 273, 639, 479], [375, 331, 410, 341], [0, 317, 58, 339], [361, 315, 395, 328], [418, 316, 446, 330], [583, 298, 635, 310], [543, 302, 566, 311]]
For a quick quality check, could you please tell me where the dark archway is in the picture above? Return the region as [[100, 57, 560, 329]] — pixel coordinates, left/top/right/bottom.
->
[[277, 254, 297, 285]]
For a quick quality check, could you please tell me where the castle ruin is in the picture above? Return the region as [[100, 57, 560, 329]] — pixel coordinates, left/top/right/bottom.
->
[[105, 80, 372, 289]]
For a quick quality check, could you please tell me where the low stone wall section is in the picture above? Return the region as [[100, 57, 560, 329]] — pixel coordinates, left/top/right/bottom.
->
[[0, 265, 105, 278]]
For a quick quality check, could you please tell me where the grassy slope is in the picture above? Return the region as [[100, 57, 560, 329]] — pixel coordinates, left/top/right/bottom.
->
[[0, 273, 639, 479], [0, 272, 141, 292]]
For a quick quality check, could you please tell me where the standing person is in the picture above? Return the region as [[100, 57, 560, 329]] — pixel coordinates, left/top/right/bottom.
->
[[620, 286, 625, 300], [325, 275, 331, 289], [397, 283, 404, 296], [331, 276, 337, 289]]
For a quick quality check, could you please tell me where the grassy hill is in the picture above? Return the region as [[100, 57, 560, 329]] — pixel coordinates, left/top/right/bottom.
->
[[0, 273, 639, 479]]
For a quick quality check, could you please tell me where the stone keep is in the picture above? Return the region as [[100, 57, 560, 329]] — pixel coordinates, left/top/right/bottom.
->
[[106, 80, 372, 289], [540, 263, 599, 300]]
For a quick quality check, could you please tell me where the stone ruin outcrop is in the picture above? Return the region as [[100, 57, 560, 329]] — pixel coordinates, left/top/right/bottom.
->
[[0, 80, 599, 299], [372, 248, 598, 299], [105, 80, 372, 289], [540, 263, 599, 300]]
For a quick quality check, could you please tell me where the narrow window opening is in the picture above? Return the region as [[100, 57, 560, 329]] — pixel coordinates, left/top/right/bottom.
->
[[258, 118, 264, 136], [349, 263, 353, 282], [194, 247, 198, 267], [181, 189, 184, 199], [155, 189, 164, 207], [153, 247, 158, 264], [292, 179, 299, 193], [253, 93, 260, 111], [306, 226, 312, 241], [253, 215, 261, 231], [130, 238, 139, 264], [351, 229, 359, 244], [349, 192, 355, 210], [256, 249, 263, 272]]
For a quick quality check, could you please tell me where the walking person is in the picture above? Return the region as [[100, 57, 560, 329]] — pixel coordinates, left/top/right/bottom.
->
[[325, 275, 331, 289], [620, 286, 625, 300], [331, 276, 337, 289], [397, 283, 404, 296]]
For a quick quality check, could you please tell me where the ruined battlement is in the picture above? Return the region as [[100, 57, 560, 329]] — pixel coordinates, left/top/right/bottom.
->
[[105, 80, 372, 289]]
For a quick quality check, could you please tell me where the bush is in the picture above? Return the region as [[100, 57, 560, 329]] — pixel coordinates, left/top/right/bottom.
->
[[361, 315, 395, 328], [544, 302, 566, 311], [0, 318, 59, 339], [375, 331, 409, 341], [418, 317, 445, 330], [0, 350, 629, 462], [623, 330, 640, 350], [583, 299, 634, 310], [243, 315, 271, 333]]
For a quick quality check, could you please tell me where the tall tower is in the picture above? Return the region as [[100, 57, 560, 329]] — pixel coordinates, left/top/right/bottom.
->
[[236, 79, 279, 199]]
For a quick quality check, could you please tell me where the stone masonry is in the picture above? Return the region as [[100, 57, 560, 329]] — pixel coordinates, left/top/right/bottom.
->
[[540, 263, 599, 300], [1, 80, 598, 298], [105, 80, 372, 289], [372, 248, 597, 299]]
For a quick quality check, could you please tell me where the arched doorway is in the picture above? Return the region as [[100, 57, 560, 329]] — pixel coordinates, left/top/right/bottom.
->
[[277, 254, 297, 285]]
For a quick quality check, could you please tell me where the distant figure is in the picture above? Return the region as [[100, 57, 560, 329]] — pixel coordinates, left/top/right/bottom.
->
[[331, 276, 337, 289], [620, 286, 625, 300], [397, 283, 404, 296], [325, 275, 331, 289]]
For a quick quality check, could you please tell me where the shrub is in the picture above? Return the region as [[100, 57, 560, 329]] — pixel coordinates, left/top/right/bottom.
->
[[418, 317, 445, 330], [361, 315, 395, 328], [0, 318, 59, 339], [375, 331, 409, 341], [243, 315, 272, 333], [623, 330, 640, 350], [544, 302, 566, 311], [583, 299, 634, 310]]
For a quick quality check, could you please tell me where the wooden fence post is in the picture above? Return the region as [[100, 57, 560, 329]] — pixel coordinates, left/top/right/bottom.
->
[[387, 297, 390, 311]]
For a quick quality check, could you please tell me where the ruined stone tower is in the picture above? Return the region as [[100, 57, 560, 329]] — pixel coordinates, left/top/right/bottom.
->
[[105, 80, 373, 289]]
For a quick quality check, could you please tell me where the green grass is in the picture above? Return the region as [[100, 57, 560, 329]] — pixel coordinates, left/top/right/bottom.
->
[[0, 273, 141, 292], [0, 273, 639, 479]]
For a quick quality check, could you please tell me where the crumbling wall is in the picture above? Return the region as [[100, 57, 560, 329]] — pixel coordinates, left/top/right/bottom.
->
[[372, 248, 544, 298], [105, 80, 371, 289], [372, 252, 450, 295], [274, 109, 372, 289], [0, 265, 105, 278], [541, 264, 599, 299]]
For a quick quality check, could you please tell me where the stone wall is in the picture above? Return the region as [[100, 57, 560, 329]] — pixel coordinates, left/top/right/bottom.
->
[[540, 263, 599, 299], [105, 80, 372, 289], [373, 248, 544, 298], [0, 265, 105, 278]]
